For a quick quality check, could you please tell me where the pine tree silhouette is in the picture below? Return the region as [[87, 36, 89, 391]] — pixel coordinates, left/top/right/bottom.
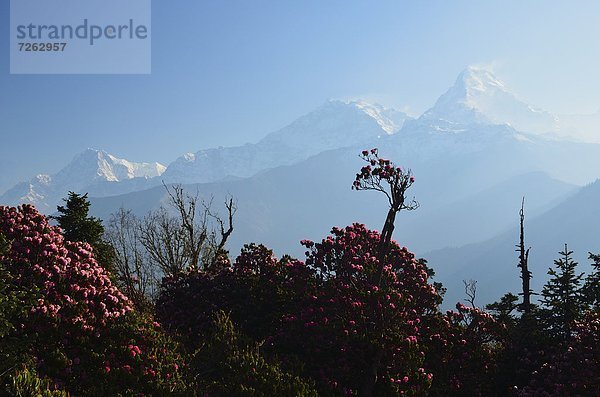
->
[[540, 244, 585, 339], [54, 192, 115, 275], [582, 252, 599, 310]]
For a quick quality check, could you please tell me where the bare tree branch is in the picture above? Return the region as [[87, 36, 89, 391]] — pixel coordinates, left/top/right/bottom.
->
[[106, 208, 158, 309], [463, 279, 478, 308]]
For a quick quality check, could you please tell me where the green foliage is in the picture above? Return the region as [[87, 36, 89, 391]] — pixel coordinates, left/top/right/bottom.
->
[[189, 311, 318, 397], [540, 245, 586, 339], [0, 232, 8, 255], [0, 237, 17, 339], [486, 292, 519, 325], [5, 367, 69, 397], [54, 192, 115, 275], [0, 269, 36, 385], [421, 258, 446, 302], [157, 243, 314, 349], [0, 233, 39, 384]]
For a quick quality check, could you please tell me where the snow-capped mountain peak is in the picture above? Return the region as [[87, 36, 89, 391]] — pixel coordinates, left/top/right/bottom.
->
[[93, 149, 166, 180], [161, 99, 412, 184], [459, 66, 506, 94], [0, 149, 166, 212], [258, 99, 410, 148], [348, 100, 408, 134], [419, 66, 559, 134]]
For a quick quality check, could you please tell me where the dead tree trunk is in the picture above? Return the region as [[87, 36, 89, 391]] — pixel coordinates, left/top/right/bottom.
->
[[517, 198, 532, 314]]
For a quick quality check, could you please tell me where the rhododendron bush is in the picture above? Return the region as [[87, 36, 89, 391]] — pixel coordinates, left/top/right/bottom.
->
[[0, 205, 185, 395], [276, 223, 440, 396], [422, 303, 507, 396], [157, 243, 314, 346], [157, 222, 507, 396], [0, 205, 131, 330]]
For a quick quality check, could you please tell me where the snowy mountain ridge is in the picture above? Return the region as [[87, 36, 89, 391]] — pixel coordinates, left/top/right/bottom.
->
[[160, 99, 411, 184], [0, 149, 165, 212]]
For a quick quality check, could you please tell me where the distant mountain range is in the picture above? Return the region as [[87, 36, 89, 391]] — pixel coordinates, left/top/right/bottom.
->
[[0, 149, 165, 212], [4, 66, 600, 211], [2, 66, 600, 307], [0, 100, 411, 211]]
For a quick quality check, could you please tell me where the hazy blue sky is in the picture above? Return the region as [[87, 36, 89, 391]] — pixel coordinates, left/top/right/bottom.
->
[[2, 0, 600, 193]]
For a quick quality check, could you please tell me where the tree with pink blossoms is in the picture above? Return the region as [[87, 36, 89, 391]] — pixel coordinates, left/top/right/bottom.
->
[[0, 204, 131, 342], [277, 223, 440, 396], [158, 242, 316, 347], [0, 205, 186, 395], [422, 302, 507, 396], [275, 149, 442, 396], [353, 148, 419, 285]]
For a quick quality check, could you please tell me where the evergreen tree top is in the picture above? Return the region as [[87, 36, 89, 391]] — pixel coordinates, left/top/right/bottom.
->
[[540, 244, 586, 339], [54, 191, 105, 244]]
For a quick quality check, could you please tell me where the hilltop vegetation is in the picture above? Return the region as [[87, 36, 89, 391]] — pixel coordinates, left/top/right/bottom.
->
[[0, 150, 598, 396]]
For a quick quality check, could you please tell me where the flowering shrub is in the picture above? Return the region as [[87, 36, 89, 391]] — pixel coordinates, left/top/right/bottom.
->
[[276, 223, 440, 396], [157, 243, 314, 346], [158, 226, 448, 395], [68, 312, 187, 396], [0, 205, 131, 332], [422, 303, 506, 396], [0, 205, 186, 395]]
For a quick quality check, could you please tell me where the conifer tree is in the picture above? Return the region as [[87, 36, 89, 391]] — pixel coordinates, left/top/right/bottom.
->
[[582, 252, 599, 310], [54, 192, 115, 274], [486, 292, 519, 325], [540, 244, 585, 339]]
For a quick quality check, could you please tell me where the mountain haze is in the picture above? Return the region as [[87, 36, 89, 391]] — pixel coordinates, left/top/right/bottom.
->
[[428, 179, 600, 307], [3, 66, 600, 304]]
